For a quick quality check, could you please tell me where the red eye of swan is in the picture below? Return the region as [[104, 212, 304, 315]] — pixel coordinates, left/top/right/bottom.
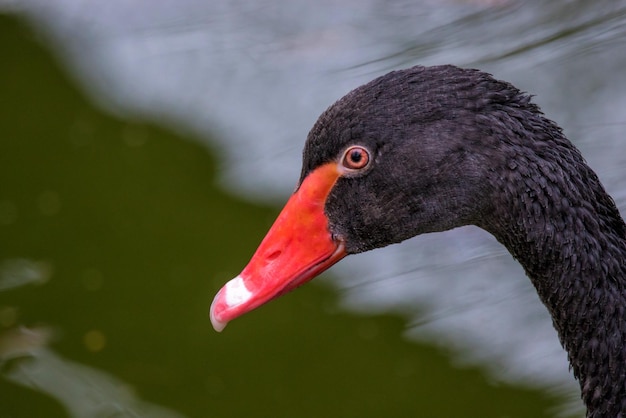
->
[[341, 146, 371, 171]]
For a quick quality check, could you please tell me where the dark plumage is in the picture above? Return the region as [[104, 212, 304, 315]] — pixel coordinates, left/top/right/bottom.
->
[[302, 65, 626, 416], [211, 65, 626, 416]]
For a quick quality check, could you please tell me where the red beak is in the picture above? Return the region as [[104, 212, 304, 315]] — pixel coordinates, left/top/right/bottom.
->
[[210, 163, 347, 331]]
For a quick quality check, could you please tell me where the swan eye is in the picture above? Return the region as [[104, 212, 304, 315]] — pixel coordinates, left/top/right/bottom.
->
[[341, 146, 371, 171]]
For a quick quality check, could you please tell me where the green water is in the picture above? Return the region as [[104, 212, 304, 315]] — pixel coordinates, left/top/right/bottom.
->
[[1, 15, 562, 417]]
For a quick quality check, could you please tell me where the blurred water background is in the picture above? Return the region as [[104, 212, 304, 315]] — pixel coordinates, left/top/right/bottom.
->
[[1, 1, 626, 417]]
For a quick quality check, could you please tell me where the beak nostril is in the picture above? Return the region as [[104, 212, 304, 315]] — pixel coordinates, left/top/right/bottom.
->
[[267, 250, 282, 261]]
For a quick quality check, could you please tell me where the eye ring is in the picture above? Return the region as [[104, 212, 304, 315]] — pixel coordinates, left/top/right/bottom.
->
[[341, 145, 371, 171]]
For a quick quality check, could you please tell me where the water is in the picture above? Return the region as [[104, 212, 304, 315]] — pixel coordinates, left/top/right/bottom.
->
[[2, 1, 626, 416]]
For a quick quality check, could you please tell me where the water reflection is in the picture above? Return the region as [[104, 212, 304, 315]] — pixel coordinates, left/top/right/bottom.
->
[[0, 259, 52, 291], [1, 327, 185, 418], [3, 0, 626, 416]]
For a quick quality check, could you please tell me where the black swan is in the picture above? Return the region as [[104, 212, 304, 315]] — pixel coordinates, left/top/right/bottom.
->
[[210, 65, 626, 416]]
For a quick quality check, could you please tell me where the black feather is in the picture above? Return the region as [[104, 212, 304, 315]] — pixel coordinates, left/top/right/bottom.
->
[[303, 65, 626, 417]]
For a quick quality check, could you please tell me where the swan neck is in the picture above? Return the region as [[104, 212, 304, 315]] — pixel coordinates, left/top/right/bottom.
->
[[484, 155, 626, 415]]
